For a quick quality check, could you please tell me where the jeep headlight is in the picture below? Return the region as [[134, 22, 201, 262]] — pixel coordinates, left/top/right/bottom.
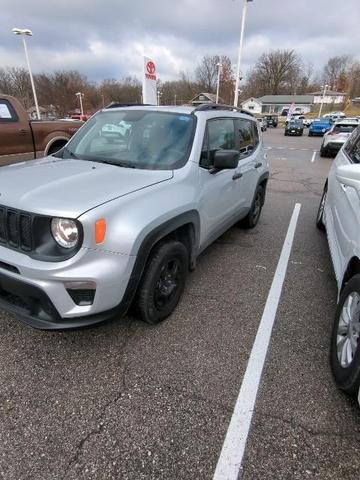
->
[[51, 218, 79, 249]]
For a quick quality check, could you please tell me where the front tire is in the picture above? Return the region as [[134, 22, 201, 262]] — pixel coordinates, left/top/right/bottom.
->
[[316, 184, 327, 230], [242, 185, 264, 229], [136, 241, 188, 324], [331, 276, 360, 397]]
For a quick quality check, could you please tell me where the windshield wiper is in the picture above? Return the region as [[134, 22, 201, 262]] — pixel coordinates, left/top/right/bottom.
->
[[90, 159, 137, 168]]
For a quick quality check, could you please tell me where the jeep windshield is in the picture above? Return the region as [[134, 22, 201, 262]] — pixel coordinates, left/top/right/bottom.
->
[[59, 110, 196, 170]]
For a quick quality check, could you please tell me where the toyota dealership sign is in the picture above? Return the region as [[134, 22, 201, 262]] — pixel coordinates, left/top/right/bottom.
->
[[142, 56, 157, 105]]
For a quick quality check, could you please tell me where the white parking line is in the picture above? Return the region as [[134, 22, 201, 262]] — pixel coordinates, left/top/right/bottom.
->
[[311, 151, 317, 163], [213, 203, 302, 480], [267, 146, 312, 152]]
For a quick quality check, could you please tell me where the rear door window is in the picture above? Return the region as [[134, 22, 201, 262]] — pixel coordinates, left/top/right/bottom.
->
[[236, 119, 259, 157], [0, 100, 18, 122]]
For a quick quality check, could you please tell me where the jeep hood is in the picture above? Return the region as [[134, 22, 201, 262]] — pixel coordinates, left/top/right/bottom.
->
[[0, 157, 173, 217]]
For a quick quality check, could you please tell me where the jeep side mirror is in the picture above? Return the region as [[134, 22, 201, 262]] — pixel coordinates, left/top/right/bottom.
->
[[213, 150, 239, 170], [336, 164, 360, 191]]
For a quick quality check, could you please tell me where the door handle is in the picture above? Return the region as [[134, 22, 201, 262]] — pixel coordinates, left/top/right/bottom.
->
[[254, 162, 262, 169], [232, 172, 243, 180], [18, 129, 28, 135]]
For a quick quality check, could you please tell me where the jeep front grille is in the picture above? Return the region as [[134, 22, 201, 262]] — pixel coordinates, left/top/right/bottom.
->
[[0, 207, 33, 252]]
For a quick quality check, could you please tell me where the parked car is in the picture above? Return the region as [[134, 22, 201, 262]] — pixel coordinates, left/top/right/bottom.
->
[[284, 119, 304, 136], [0, 95, 83, 166], [304, 118, 317, 128], [308, 118, 332, 136], [316, 126, 360, 401], [263, 114, 278, 127], [101, 120, 132, 140], [320, 121, 359, 157], [258, 117, 267, 132], [285, 114, 305, 125], [343, 117, 360, 124], [0, 104, 269, 329], [323, 111, 346, 121]]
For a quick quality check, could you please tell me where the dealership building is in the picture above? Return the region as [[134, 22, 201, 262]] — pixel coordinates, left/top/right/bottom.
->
[[241, 91, 346, 114]]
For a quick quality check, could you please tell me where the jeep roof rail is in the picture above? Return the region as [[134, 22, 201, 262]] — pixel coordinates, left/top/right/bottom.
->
[[192, 103, 255, 117], [105, 103, 152, 109]]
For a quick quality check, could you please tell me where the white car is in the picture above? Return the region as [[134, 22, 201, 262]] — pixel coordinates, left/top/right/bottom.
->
[[316, 127, 360, 400], [303, 118, 313, 127], [320, 121, 359, 157], [101, 121, 131, 140], [323, 111, 346, 120]]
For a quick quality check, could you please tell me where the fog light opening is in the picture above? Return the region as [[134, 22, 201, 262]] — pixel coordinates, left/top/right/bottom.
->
[[64, 281, 96, 306]]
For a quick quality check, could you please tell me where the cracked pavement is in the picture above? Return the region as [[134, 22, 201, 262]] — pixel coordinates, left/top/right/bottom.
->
[[0, 128, 360, 479]]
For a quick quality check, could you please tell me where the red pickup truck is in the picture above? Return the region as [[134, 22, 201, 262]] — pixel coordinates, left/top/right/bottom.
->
[[0, 95, 83, 166]]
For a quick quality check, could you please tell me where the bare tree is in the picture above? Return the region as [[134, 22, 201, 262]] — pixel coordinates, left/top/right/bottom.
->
[[323, 55, 352, 90], [195, 55, 222, 92], [99, 76, 141, 106], [245, 49, 302, 96], [194, 54, 235, 104], [0, 67, 32, 107], [347, 61, 360, 99], [218, 56, 235, 104]]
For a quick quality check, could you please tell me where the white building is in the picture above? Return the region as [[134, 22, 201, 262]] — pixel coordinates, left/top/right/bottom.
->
[[312, 91, 346, 105], [240, 97, 262, 114]]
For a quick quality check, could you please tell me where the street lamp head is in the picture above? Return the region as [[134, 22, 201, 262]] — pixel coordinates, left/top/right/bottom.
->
[[12, 28, 33, 36]]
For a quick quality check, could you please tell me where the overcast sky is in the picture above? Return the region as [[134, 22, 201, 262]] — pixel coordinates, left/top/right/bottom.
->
[[1, 0, 359, 82]]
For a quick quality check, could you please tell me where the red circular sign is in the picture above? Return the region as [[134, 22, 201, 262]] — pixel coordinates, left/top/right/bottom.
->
[[146, 61, 156, 74]]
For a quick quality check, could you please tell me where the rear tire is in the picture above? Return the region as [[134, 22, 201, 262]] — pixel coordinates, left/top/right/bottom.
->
[[316, 184, 327, 230], [242, 185, 264, 229], [330, 275, 360, 397], [136, 241, 188, 324]]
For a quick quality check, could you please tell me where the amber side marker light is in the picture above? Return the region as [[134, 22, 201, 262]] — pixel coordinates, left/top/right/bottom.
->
[[95, 219, 106, 244]]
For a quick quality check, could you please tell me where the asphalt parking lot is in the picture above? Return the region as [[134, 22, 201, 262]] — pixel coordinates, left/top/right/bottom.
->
[[1, 127, 360, 480]]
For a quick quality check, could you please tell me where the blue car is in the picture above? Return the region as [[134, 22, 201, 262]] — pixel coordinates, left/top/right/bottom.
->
[[308, 118, 332, 136]]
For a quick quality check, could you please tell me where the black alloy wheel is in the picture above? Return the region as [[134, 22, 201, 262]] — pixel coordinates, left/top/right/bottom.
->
[[242, 185, 264, 229], [136, 241, 188, 324]]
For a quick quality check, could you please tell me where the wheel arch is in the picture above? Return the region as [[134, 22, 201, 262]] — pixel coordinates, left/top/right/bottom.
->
[[44, 136, 69, 156], [257, 172, 269, 205], [121, 211, 200, 312], [341, 256, 360, 292]]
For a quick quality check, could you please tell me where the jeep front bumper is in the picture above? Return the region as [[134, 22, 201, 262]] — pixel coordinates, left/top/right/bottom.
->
[[0, 246, 136, 329]]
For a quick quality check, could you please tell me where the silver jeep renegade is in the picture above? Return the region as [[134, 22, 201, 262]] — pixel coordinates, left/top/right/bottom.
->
[[0, 104, 269, 329]]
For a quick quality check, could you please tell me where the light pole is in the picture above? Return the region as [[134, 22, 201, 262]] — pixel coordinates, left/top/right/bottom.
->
[[318, 84, 329, 118], [12, 27, 41, 120], [75, 92, 84, 116], [234, 0, 253, 107], [216, 63, 222, 103]]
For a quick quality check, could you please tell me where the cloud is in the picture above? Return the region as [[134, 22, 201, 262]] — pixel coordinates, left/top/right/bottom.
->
[[0, 0, 359, 82]]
